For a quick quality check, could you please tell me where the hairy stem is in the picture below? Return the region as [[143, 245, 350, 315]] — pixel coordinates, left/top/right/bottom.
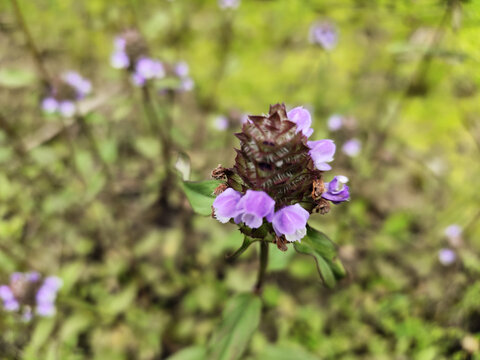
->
[[254, 241, 269, 295]]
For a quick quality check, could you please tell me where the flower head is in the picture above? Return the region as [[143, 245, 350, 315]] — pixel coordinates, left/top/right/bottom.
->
[[342, 139, 361, 157], [235, 190, 275, 229], [327, 114, 343, 131], [272, 204, 309, 242], [308, 139, 336, 171], [287, 106, 314, 138], [309, 21, 338, 50], [219, 0, 240, 9], [445, 224, 462, 239], [213, 188, 242, 223], [438, 248, 456, 266], [322, 175, 350, 203]]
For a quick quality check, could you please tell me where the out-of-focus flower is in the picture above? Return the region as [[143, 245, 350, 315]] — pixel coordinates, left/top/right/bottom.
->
[[213, 188, 242, 223], [235, 190, 275, 228], [322, 175, 350, 203], [219, 0, 240, 9], [214, 115, 229, 131], [342, 138, 361, 157], [131, 57, 165, 86], [309, 21, 338, 50], [308, 139, 336, 171], [445, 224, 462, 239], [41, 72, 91, 117], [174, 61, 189, 78], [327, 114, 343, 131], [272, 204, 309, 242], [179, 77, 194, 92], [0, 272, 62, 318], [438, 248, 456, 266], [287, 106, 314, 138]]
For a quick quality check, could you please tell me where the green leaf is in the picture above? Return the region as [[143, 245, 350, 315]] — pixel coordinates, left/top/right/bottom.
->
[[255, 344, 320, 360], [206, 293, 262, 360], [166, 346, 207, 360], [0, 67, 36, 88], [182, 180, 222, 216], [293, 225, 346, 288]]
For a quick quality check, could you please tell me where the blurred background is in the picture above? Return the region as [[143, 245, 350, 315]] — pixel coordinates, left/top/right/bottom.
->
[[0, 0, 480, 359]]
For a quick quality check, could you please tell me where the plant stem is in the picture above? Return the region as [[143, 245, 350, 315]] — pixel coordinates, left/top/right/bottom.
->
[[76, 114, 113, 182], [10, 0, 50, 85], [254, 241, 269, 295]]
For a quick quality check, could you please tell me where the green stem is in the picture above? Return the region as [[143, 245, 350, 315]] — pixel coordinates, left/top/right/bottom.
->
[[10, 0, 50, 85], [254, 241, 269, 295]]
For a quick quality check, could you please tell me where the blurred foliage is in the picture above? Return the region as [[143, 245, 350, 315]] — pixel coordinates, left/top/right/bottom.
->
[[1, 0, 480, 359]]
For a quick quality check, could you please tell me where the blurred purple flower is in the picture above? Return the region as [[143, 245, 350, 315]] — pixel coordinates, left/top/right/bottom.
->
[[287, 106, 314, 138], [309, 21, 338, 51], [327, 114, 343, 131], [63, 71, 92, 99], [445, 224, 462, 239], [235, 190, 275, 229], [322, 175, 350, 203], [111, 51, 130, 69], [35, 276, 62, 317], [219, 0, 240, 9], [179, 77, 194, 92], [59, 101, 76, 117], [0, 284, 20, 312], [342, 139, 361, 157], [438, 248, 456, 266], [214, 115, 229, 131], [272, 204, 309, 242], [213, 188, 242, 223], [174, 61, 189, 78], [42, 97, 58, 113], [135, 58, 165, 82], [307, 139, 336, 171]]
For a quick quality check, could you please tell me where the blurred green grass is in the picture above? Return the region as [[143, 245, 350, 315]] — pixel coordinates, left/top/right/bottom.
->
[[0, 0, 480, 359]]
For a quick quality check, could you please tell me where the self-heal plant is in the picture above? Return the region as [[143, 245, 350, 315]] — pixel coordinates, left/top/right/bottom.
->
[[0, 272, 62, 320], [184, 104, 349, 290]]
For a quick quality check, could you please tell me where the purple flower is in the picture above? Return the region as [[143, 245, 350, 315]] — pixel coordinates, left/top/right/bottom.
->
[[42, 97, 58, 113], [309, 21, 338, 51], [342, 139, 361, 157], [235, 190, 275, 229], [0, 285, 18, 312], [131, 72, 146, 87], [213, 188, 242, 223], [174, 61, 189, 78], [111, 51, 130, 69], [307, 139, 336, 171], [135, 58, 165, 80], [179, 77, 194, 92], [287, 106, 314, 138], [35, 276, 62, 317], [327, 114, 343, 131], [322, 175, 350, 203], [438, 248, 456, 266], [114, 36, 126, 51], [59, 101, 76, 117], [445, 224, 462, 239], [272, 204, 309, 242], [63, 72, 92, 99], [219, 0, 240, 9], [214, 115, 229, 131]]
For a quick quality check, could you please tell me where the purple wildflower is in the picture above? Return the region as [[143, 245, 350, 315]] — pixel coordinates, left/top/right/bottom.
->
[[42, 97, 58, 113], [59, 101, 76, 117], [287, 106, 314, 138], [307, 139, 336, 171], [327, 114, 343, 131], [342, 139, 361, 157], [235, 190, 275, 229], [438, 248, 456, 266], [272, 204, 309, 242], [214, 115, 229, 131], [111, 51, 130, 69], [219, 0, 240, 9], [445, 224, 462, 239], [213, 188, 242, 223], [309, 21, 338, 51], [35, 276, 62, 317], [322, 175, 350, 203], [0, 284, 19, 312], [174, 61, 189, 78], [63, 72, 92, 99], [179, 77, 194, 92]]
